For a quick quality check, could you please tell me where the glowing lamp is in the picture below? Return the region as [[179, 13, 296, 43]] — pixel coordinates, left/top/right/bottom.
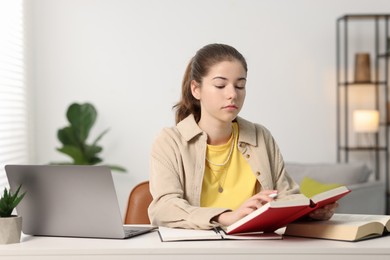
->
[[353, 110, 379, 133]]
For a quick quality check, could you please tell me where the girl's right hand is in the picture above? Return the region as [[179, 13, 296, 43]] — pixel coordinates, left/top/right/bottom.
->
[[213, 190, 277, 226]]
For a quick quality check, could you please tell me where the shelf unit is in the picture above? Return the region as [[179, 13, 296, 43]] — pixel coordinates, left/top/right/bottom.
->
[[336, 14, 390, 213]]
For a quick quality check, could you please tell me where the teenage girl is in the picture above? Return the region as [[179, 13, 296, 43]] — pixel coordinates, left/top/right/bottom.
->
[[148, 43, 337, 229]]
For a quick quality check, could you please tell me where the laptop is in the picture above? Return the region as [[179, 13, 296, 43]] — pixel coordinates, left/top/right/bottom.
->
[[5, 164, 156, 239]]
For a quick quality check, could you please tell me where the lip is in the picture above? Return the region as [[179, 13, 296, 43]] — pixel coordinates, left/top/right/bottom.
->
[[223, 105, 239, 110]]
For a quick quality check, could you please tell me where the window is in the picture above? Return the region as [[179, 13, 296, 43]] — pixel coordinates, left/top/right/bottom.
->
[[0, 0, 27, 189]]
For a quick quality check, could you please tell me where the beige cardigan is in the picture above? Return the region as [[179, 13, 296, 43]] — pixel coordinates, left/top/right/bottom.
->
[[148, 115, 299, 229]]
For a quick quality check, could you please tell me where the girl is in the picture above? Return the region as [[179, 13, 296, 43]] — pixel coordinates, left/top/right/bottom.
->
[[148, 43, 337, 229]]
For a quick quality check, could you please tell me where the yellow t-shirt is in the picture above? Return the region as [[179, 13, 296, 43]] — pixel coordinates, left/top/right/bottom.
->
[[200, 123, 257, 210]]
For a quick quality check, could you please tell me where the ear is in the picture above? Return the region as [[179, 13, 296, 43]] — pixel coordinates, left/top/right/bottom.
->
[[191, 80, 201, 100]]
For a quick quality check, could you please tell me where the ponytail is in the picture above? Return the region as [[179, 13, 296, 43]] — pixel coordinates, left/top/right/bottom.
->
[[173, 59, 201, 124]]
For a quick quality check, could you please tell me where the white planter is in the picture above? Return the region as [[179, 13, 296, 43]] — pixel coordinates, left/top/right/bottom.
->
[[0, 216, 22, 244]]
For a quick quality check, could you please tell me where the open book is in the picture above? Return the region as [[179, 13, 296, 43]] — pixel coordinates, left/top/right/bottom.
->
[[158, 226, 281, 242], [225, 186, 351, 234], [284, 213, 390, 241]]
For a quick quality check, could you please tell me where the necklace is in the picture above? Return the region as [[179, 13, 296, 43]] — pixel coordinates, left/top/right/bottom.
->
[[205, 127, 235, 167], [206, 164, 228, 193], [205, 127, 235, 193]]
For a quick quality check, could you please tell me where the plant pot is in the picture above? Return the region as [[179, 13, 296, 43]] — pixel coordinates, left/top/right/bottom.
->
[[0, 216, 22, 244]]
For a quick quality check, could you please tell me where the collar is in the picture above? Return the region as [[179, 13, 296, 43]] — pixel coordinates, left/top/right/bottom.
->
[[176, 114, 204, 141], [235, 117, 257, 146], [177, 114, 258, 146]]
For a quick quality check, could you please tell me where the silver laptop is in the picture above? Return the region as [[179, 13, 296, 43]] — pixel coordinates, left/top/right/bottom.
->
[[5, 165, 156, 239]]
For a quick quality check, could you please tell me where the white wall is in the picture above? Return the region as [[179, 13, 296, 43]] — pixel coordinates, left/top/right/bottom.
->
[[26, 0, 390, 215]]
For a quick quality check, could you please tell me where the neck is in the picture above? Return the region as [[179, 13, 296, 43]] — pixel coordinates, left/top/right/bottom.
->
[[198, 120, 232, 145]]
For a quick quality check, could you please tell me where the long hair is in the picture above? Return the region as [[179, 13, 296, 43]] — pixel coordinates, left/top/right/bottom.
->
[[173, 43, 248, 124]]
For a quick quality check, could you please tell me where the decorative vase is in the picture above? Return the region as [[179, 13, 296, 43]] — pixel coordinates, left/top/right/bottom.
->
[[0, 216, 22, 244], [354, 53, 371, 83]]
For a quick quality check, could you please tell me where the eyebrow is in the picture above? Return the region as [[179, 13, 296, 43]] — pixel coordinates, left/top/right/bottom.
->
[[212, 76, 247, 81]]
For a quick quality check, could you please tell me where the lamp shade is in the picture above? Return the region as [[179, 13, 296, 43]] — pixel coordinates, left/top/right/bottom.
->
[[353, 110, 379, 133]]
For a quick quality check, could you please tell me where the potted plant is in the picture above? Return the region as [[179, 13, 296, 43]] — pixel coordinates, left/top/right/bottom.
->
[[52, 102, 126, 172], [0, 185, 25, 244]]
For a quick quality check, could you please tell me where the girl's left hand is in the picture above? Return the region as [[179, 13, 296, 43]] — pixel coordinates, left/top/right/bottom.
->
[[308, 202, 338, 220]]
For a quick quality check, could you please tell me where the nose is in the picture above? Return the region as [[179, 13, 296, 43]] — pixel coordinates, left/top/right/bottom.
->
[[226, 85, 237, 100]]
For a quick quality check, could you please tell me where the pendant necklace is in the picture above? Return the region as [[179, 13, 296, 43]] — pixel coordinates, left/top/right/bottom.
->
[[206, 127, 235, 193], [206, 164, 228, 193]]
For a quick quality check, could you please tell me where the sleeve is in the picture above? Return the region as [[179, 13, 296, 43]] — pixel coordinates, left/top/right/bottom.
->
[[147, 129, 229, 230], [261, 126, 300, 197]]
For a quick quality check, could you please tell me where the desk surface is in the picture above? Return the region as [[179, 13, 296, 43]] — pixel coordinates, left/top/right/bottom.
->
[[1, 230, 390, 260]]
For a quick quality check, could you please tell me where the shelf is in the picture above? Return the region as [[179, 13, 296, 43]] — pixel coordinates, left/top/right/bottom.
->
[[338, 81, 387, 86], [339, 146, 388, 151], [338, 14, 390, 21], [378, 52, 390, 59], [337, 14, 390, 214]]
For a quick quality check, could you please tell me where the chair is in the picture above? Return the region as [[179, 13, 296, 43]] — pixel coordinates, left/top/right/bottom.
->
[[124, 181, 153, 224]]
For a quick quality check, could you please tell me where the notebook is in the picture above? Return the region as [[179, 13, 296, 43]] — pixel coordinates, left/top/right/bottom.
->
[[5, 164, 156, 239]]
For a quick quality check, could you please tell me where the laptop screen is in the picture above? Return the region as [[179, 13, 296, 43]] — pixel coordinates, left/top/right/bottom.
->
[[6, 165, 129, 239]]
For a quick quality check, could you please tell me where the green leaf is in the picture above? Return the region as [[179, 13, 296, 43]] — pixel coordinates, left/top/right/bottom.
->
[[92, 128, 109, 146], [89, 157, 103, 165], [0, 185, 26, 217], [57, 126, 80, 147], [66, 103, 97, 143], [57, 146, 87, 164], [84, 144, 102, 161], [107, 165, 127, 172], [10, 185, 26, 209]]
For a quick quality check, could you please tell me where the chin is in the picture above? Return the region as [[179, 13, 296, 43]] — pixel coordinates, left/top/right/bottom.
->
[[221, 115, 238, 123]]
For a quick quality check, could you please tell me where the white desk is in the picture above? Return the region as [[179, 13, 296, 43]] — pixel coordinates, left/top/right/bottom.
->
[[1, 230, 390, 260]]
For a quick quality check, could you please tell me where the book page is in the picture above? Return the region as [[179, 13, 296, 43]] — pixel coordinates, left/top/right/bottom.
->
[[285, 219, 383, 241], [310, 186, 350, 204], [272, 194, 310, 207], [220, 230, 282, 240], [285, 213, 389, 241], [158, 226, 222, 242], [331, 214, 390, 231]]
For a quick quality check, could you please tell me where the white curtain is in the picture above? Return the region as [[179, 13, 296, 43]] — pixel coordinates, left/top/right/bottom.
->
[[0, 0, 27, 189]]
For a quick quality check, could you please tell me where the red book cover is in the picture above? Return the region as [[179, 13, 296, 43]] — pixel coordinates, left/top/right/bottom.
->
[[226, 186, 351, 234]]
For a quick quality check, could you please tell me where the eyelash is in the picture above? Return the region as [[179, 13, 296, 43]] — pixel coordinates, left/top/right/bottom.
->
[[215, 85, 245, 89]]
